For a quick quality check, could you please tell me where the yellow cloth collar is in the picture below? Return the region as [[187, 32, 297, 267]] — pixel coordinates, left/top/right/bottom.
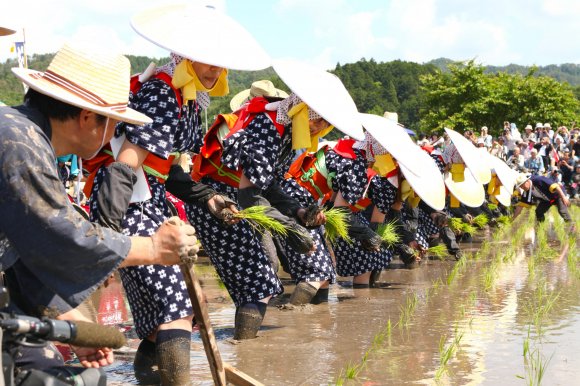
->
[[287, 102, 334, 151], [450, 163, 465, 182], [372, 154, 397, 176], [171, 60, 229, 104]]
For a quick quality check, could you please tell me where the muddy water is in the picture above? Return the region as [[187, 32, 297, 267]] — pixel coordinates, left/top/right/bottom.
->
[[90, 211, 579, 385]]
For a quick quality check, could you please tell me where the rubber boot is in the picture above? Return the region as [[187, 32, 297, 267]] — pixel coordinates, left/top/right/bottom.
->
[[133, 339, 160, 385], [289, 282, 318, 305], [310, 288, 329, 304], [234, 302, 267, 340], [369, 269, 382, 288], [156, 329, 191, 386]]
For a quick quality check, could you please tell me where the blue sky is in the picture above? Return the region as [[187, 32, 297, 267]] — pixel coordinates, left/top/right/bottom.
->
[[1, 0, 579, 69]]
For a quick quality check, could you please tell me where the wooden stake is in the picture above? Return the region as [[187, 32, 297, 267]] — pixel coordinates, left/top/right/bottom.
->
[[179, 261, 227, 386]]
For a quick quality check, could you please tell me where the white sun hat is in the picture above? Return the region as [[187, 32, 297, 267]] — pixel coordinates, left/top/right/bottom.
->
[[12, 43, 151, 125], [358, 113, 423, 176], [444, 127, 492, 184], [229, 80, 289, 111], [273, 58, 364, 140], [400, 148, 446, 210], [131, 3, 271, 71], [444, 168, 485, 207]]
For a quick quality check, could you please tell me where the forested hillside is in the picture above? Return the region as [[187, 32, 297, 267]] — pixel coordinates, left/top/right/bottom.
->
[[1, 53, 578, 133]]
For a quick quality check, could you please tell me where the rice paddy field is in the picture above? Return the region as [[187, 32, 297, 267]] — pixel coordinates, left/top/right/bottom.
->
[[93, 205, 580, 385]]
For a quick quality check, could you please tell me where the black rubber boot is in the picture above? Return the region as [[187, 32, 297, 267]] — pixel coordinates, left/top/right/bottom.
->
[[369, 269, 382, 288], [353, 283, 370, 289], [156, 329, 191, 386], [289, 282, 318, 305], [133, 339, 160, 385], [234, 302, 267, 340], [310, 288, 329, 304]]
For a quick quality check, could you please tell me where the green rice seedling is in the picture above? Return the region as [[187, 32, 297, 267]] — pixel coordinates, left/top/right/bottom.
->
[[472, 214, 489, 229], [398, 292, 419, 330], [461, 223, 477, 236], [488, 203, 498, 211], [435, 329, 464, 381], [377, 221, 401, 247], [496, 215, 511, 226], [322, 207, 351, 244], [427, 244, 449, 260], [449, 217, 464, 233], [233, 206, 289, 236]]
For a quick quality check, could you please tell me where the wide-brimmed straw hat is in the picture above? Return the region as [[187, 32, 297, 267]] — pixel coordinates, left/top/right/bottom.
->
[[515, 173, 531, 188], [358, 113, 422, 176], [444, 127, 491, 184], [229, 80, 288, 111], [273, 59, 364, 140], [131, 3, 270, 71], [12, 44, 151, 125], [444, 169, 485, 207], [479, 149, 518, 206], [400, 149, 446, 210]]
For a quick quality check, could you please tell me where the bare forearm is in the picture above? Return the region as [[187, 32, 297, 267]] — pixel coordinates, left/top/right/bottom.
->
[[120, 237, 156, 267]]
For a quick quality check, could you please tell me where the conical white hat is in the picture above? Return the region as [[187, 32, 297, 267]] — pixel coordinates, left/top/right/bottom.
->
[[444, 168, 485, 207], [131, 3, 271, 71], [400, 148, 446, 210], [445, 128, 492, 184], [273, 59, 363, 140], [359, 113, 423, 176]]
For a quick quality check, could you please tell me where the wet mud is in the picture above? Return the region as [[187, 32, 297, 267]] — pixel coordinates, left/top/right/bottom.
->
[[83, 208, 579, 385]]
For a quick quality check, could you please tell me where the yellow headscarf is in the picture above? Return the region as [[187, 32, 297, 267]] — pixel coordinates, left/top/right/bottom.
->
[[287, 102, 334, 151], [171, 60, 229, 104]]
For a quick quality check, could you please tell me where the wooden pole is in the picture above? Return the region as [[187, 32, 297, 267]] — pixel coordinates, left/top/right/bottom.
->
[[173, 217, 264, 386], [178, 261, 227, 386]]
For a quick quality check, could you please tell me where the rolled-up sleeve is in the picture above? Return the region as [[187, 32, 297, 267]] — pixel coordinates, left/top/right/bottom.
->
[[0, 122, 130, 309]]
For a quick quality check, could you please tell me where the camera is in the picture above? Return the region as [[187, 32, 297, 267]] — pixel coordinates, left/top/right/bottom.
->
[[1, 287, 107, 386]]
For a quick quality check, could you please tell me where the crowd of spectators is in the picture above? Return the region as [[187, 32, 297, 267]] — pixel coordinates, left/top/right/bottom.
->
[[417, 121, 580, 199]]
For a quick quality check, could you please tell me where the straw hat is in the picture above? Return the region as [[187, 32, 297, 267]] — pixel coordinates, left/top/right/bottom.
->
[[12, 44, 151, 125], [400, 149, 446, 210], [131, 3, 270, 71], [444, 127, 492, 184], [515, 173, 531, 188], [0, 26, 15, 36], [479, 149, 518, 206], [383, 111, 398, 122], [444, 168, 485, 207], [359, 113, 422, 176], [273, 59, 364, 140], [229, 80, 289, 111]]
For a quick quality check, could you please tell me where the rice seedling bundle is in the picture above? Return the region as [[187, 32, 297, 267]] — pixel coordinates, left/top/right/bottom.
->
[[377, 221, 401, 247], [233, 206, 289, 236], [473, 214, 489, 229], [322, 207, 351, 244]]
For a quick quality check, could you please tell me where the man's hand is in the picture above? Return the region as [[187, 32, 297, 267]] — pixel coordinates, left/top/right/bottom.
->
[[151, 217, 199, 265], [71, 346, 114, 368], [207, 194, 240, 225]]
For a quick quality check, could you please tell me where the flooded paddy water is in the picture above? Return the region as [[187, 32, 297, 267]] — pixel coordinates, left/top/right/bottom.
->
[[90, 206, 578, 385]]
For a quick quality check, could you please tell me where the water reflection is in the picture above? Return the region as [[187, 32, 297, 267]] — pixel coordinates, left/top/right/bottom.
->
[[80, 211, 580, 385]]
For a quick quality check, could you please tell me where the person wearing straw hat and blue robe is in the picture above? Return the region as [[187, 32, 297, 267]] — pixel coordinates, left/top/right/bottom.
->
[[513, 173, 572, 224], [86, 4, 272, 384], [221, 59, 365, 305], [1, 43, 198, 378]]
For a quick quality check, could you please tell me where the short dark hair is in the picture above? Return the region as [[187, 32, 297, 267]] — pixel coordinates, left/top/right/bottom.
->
[[24, 88, 106, 124]]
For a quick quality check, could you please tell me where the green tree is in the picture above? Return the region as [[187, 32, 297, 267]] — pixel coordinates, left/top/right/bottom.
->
[[420, 61, 580, 136]]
